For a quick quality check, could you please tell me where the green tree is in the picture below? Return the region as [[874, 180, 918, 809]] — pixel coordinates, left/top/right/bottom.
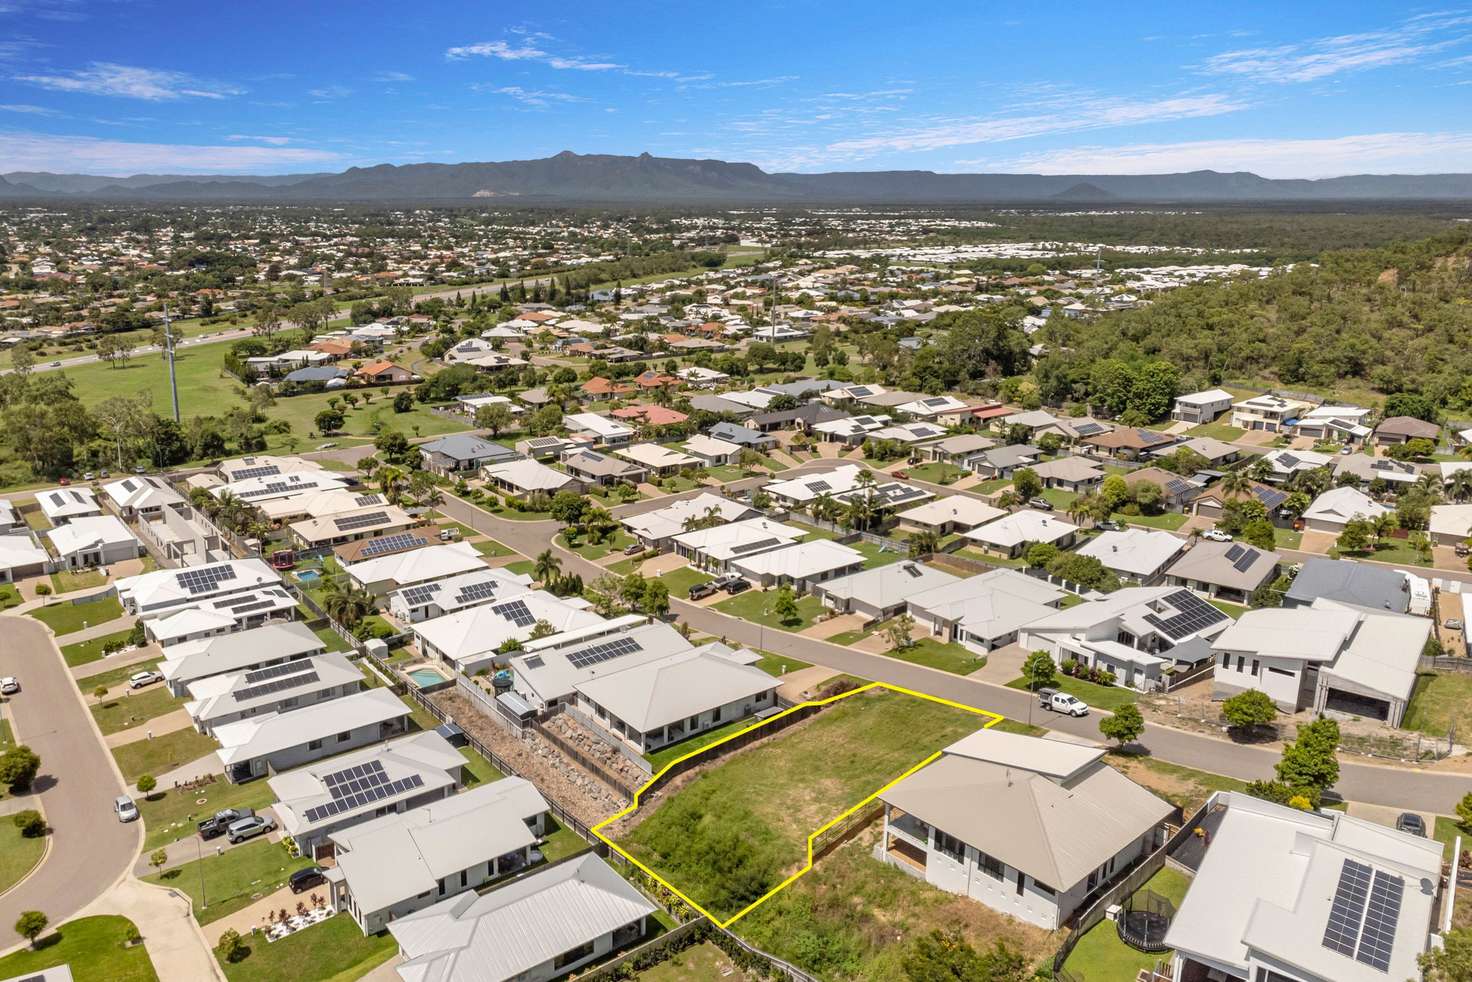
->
[[1456, 791, 1472, 833], [1024, 542, 1058, 569], [393, 391, 413, 413], [149, 848, 168, 872], [1336, 517, 1374, 553], [1021, 650, 1057, 691], [474, 403, 515, 438], [314, 407, 344, 435], [772, 586, 800, 626], [218, 927, 247, 963], [532, 549, 561, 585], [886, 612, 917, 652], [1099, 704, 1145, 746], [1420, 925, 1472, 982], [1221, 690, 1278, 734], [137, 774, 157, 795], [374, 429, 412, 465], [642, 579, 670, 618], [1240, 518, 1276, 550], [14, 910, 46, 948], [1012, 467, 1043, 502], [1275, 718, 1340, 803], [11, 810, 44, 838], [0, 745, 41, 793]]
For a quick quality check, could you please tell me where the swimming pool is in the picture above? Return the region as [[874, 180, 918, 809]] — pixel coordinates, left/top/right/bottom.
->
[[295, 569, 321, 584], [408, 667, 448, 688]]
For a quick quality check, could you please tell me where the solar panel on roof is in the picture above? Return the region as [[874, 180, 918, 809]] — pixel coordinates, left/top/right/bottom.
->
[[1142, 589, 1229, 641], [1356, 869, 1404, 971], [354, 494, 383, 507], [1323, 858, 1373, 958], [807, 480, 831, 493], [335, 511, 390, 532], [400, 584, 440, 606], [730, 537, 780, 556], [303, 764, 426, 823], [234, 670, 320, 703], [453, 580, 499, 605], [1225, 544, 1244, 561], [1278, 453, 1301, 468], [565, 636, 642, 670], [230, 464, 280, 481], [177, 564, 238, 595], [492, 599, 535, 627], [244, 659, 315, 684], [358, 532, 426, 558], [1232, 547, 1261, 572]]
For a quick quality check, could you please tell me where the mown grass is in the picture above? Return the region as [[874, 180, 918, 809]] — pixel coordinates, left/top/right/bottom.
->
[[0, 916, 158, 982]]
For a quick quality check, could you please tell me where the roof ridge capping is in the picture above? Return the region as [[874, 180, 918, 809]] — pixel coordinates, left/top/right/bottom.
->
[[940, 727, 1104, 780]]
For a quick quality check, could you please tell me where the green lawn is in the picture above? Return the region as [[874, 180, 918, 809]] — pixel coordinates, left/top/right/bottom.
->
[[1061, 866, 1192, 982], [634, 941, 751, 981], [0, 582, 20, 610], [852, 539, 905, 568], [0, 820, 46, 896], [148, 838, 316, 926], [1118, 510, 1190, 531], [501, 559, 536, 577], [713, 590, 825, 631], [0, 916, 158, 982], [1006, 673, 1139, 712], [540, 815, 590, 863], [60, 628, 137, 668], [137, 779, 278, 852], [112, 727, 219, 783], [1272, 527, 1304, 549], [976, 477, 1010, 494], [30, 595, 125, 636], [826, 628, 871, 646], [311, 625, 353, 653], [457, 745, 505, 787], [754, 652, 811, 677], [215, 912, 396, 982], [0, 714, 14, 750], [1039, 487, 1080, 511], [885, 638, 984, 674], [1433, 816, 1467, 862], [1208, 599, 1248, 619], [1334, 540, 1435, 567], [660, 565, 713, 598], [91, 687, 184, 735], [470, 537, 515, 558], [620, 689, 987, 922], [49, 567, 110, 592], [906, 462, 967, 485], [644, 715, 762, 772], [1403, 672, 1472, 740], [77, 656, 163, 693], [1187, 421, 1246, 441], [558, 529, 635, 560]]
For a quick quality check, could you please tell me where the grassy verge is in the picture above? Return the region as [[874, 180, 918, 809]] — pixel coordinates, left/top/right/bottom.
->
[[712, 590, 825, 631], [660, 565, 712, 598], [470, 537, 515, 558], [113, 728, 219, 784], [30, 595, 125, 636], [754, 652, 811, 677], [1107, 751, 1249, 812], [78, 656, 162, 692], [1006, 674, 1139, 712], [50, 568, 110, 592], [91, 687, 183, 735], [1404, 672, 1472, 740], [0, 821, 46, 895], [60, 629, 138, 668], [148, 838, 315, 926], [0, 916, 157, 982], [215, 912, 395, 982], [138, 780, 277, 852]]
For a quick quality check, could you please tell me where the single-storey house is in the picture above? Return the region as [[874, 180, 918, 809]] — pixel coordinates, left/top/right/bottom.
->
[[386, 566, 534, 623], [1027, 456, 1105, 492], [45, 515, 140, 569], [613, 443, 700, 477], [815, 561, 959, 621], [1075, 529, 1186, 585], [289, 505, 417, 550], [37, 487, 101, 525], [483, 459, 580, 499], [1301, 486, 1393, 533], [214, 687, 411, 783], [562, 449, 648, 488], [906, 568, 1067, 654], [159, 621, 326, 696], [184, 651, 361, 736], [964, 510, 1077, 559], [100, 475, 185, 520], [671, 517, 806, 573], [1283, 557, 1410, 613], [1374, 415, 1439, 446], [895, 495, 1006, 535], [418, 435, 519, 476], [619, 492, 759, 550], [0, 534, 49, 583], [1164, 540, 1281, 603], [343, 541, 487, 596], [729, 538, 865, 593]]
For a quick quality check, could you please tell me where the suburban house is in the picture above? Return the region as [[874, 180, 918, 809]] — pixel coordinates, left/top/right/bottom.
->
[[1374, 415, 1440, 446], [708, 420, 778, 448], [965, 444, 1041, 480], [670, 517, 807, 573], [815, 561, 959, 621], [1284, 557, 1411, 613], [386, 566, 534, 623], [681, 433, 742, 465], [1429, 503, 1472, 546], [613, 443, 701, 477], [158, 621, 327, 695], [331, 778, 551, 934], [1165, 791, 1441, 982], [918, 433, 995, 465], [573, 646, 778, 755], [1027, 456, 1106, 492], [386, 853, 657, 982], [618, 492, 759, 550], [1292, 404, 1374, 446], [483, 459, 580, 499], [513, 436, 578, 461], [214, 687, 411, 783], [1211, 599, 1431, 725], [270, 731, 466, 860], [1190, 481, 1291, 526], [1021, 587, 1232, 691], [414, 590, 605, 675], [37, 487, 102, 525], [342, 541, 487, 596], [729, 538, 865, 593], [1125, 467, 1203, 511], [1171, 388, 1234, 424], [562, 449, 648, 487], [100, 475, 186, 519], [45, 515, 140, 569], [1163, 540, 1281, 603], [964, 510, 1078, 558], [1332, 453, 1419, 486], [906, 568, 1068, 654], [508, 619, 693, 711], [184, 651, 361, 736], [877, 728, 1173, 930], [1260, 448, 1335, 483], [141, 583, 299, 648], [289, 505, 417, 551], [1162, 435, 1241, 467], [1075, 529, 1186, 585], [0, 535, 49, 582], [355, 360, 413, 384], [563, 412, 635, 447], [1080, 427, 1177, 460], [417, 435, 519, 476], [1301, 486, 1393, 533], [895, 495, 1006, 535], [1230, 394, 1315, 433]]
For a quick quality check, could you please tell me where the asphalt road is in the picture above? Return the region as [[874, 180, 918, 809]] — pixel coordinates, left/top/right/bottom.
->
[[437, 491, 1472, 814], [0, 616, 138, 928]]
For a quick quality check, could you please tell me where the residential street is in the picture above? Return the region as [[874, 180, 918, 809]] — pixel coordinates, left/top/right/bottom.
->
[[0, 616, 139, 931], [437, 491, 1472, 814]]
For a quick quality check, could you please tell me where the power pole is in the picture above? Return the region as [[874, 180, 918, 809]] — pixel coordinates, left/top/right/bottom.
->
[[163, 303, 180, 423]]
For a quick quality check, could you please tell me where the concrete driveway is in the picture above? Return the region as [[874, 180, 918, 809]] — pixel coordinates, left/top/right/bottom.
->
[[0, 615, 139, 932]]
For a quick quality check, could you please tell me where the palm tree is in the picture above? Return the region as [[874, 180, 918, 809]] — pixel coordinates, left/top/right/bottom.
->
[[533, 549, 561, 586], [1066, 494, 1094, 527], [1248, 457, 1274, 483], [1447, 469, 1472, 503], [321, 576, 373, 629], [377, 465, 407, 504], [908, 529, 939, 558], [1416, 472, 1444, 501], [1219, 468, 1252, 498]]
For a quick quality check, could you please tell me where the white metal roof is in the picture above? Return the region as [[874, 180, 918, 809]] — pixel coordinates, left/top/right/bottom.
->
[[730, 538, 864, 581], [573, 647, 777, 732], [44, 514, 137, 558], [214, 687, 409, 765], [159, 620, 326, 685], [965, 509, 1078, 549], [1076, 528, 1184, 578], [344, 541, 486, 589]]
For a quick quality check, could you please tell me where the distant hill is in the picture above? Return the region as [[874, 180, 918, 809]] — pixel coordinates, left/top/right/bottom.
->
[[6, 153, 1472, 203]]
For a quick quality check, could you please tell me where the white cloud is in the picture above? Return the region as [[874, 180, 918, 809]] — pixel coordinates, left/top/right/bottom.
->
[[479, 85, 585, 108], [822, 93, 1245, 158], [0, 131, 340, 174], [372, 70, 414, 83], [14, 62, 241, 100], [0, 103, 60, 116], [446, 40, 621, 72], [308, 84, 352, 100], [979, 132, 1472, 179], [1201, 13, 1472, 83], [226, 134, 292, 145]]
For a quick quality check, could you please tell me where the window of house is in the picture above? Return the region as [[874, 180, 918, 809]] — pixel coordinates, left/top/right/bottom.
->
[[460, 870, 468, 888], [1221, 652, 1230, 668], [934, 831, 965, 863], [1236, 656, 1245, 673], [308, 739, 323, 751], [1251, 660, 1259, 676], [337, 731, 351, 743], [1267, 666, 1294, 677], [1016, 869, 1026, 896], [979, 850, 1004, 880], [1033, 879, 1055, 895], [711, 705, 721, 723], [553, 941, 596, 970]]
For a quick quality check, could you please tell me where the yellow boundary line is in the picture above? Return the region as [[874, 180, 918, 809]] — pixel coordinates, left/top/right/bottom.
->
[[591, 680, 1002, 928]]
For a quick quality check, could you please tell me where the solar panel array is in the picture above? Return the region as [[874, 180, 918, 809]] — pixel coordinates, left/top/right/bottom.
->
[[1143, 590, 1229, 641], [177, 564, 238, 595], [239, 481, 297, 500], [400, 583, 441, 607], [335, 511, 390, 532], [1324, 858, 1373, 958], [358, 532, 426, 559], [492, 599, 535, 627], [354, 494, 383, 507], [230, 464, 280, 481], [302, 761, 426, 823], [244, 659, 314, 684], [454, 580, 499, 605], [234, 670, 320, 703], [730, 537, 780, 556], [229, 599, 278, 616], [565, 636, 642, 670], [1357, 869, 1404, 972], [807, 480, 831, 493], [1231, 546, 1261, 572]]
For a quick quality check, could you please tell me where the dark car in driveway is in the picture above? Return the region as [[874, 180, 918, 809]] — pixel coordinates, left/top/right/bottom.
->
[[1395, 812, 1427, 837], [290, 866, 326, 893], [198, 807, 254, 840]]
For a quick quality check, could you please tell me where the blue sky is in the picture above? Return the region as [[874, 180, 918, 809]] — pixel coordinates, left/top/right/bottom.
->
[[1, 1, 1471, 176]]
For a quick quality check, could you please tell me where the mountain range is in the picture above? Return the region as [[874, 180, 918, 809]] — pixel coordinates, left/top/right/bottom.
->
[[4, 151, 1472, 203]]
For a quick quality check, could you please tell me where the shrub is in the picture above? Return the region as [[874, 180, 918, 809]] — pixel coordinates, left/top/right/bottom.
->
[[137, 774, 157, 795], [11, 809, 45, 837], [1222, 690, 1278, 734], [33, 583, 50, 597], [218, 928, 247, 963]]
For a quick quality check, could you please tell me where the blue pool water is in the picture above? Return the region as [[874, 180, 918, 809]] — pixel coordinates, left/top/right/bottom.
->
[[409, 668, 447, 688], [295, 570, 321, 584]]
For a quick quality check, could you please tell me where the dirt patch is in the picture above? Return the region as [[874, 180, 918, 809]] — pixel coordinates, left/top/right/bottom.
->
[[431, 690, 628, 825]]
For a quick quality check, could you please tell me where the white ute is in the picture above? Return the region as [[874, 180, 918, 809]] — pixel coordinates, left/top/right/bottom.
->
[[1038, 687, 1090, 717]]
